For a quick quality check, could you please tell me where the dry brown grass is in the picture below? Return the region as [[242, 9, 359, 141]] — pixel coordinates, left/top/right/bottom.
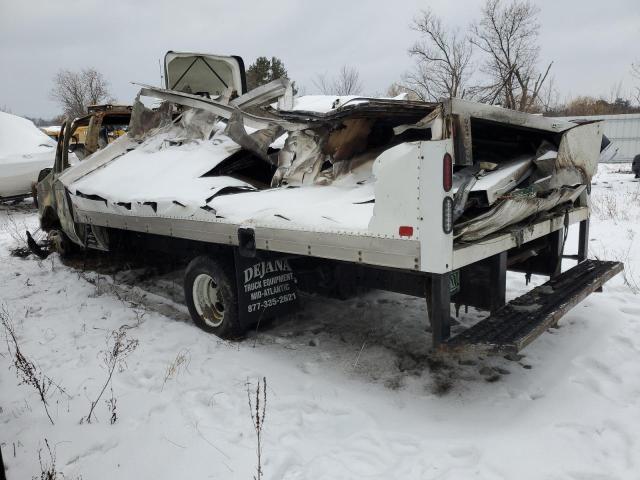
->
[[1, 306, 70, 425], [161, 349, 191, 391]]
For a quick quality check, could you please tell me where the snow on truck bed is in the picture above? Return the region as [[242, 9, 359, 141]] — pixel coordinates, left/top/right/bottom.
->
[[69, 133, 376, 231], [67, 97, 380, 232], [1, 164, 639, 479]]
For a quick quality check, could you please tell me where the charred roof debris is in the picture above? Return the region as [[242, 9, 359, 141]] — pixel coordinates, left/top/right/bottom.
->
[[92, 76, 609, 244]]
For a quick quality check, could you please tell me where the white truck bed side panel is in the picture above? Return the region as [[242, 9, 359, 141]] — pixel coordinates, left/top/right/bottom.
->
[[368, 143, 421, 236]]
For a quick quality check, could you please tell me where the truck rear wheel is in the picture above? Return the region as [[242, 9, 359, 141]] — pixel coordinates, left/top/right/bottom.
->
[[184, 255, 243, 339]]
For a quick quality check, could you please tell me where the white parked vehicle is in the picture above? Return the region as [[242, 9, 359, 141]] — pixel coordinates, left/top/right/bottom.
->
[[35, 52, 623, 354], [0, 111, 57, 200]]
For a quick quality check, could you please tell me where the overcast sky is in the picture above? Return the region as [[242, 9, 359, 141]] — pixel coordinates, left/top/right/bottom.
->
[[1, 0, 639, 119]]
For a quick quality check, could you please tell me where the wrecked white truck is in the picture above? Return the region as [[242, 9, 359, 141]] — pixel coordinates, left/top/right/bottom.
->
[[34, 52, 623, 353]]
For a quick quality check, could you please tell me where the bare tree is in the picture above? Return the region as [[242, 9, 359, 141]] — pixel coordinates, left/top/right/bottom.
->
[[313, 65, 364, 95], [470, 0, 552, 112], [313, 73, 333, 95], [403, 9, 473, 101], [50, 68, 112, 119], [537, 75, 560, 113], [335, 66, 364, 95]]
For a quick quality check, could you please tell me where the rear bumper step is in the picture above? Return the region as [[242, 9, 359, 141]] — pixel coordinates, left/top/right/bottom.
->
[[442, 260, 624, 354]]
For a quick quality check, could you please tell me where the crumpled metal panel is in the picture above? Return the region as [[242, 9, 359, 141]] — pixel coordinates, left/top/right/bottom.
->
[[272, 130, 328, 187], [128, 96, 173, 139], [556, 121, 603, 183], [225, 111, 283, 162], [176, 108, 220, 141], [455, 186, 586, 241], [136, 80, 305, 132], [393, 105, 444, 140]]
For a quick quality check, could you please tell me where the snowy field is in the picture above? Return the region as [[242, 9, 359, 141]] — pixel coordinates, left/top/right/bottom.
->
[[0, 164, 639, 480]]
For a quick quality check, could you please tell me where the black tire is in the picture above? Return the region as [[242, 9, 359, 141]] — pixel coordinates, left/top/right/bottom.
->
[[184, 255, 243, 339]]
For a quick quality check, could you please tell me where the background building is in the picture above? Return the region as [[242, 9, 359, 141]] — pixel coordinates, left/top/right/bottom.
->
[[556, 113, 640, 163]]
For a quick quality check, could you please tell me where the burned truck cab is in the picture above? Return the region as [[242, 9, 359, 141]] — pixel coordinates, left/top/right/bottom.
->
[[35, 105, 132, 252]]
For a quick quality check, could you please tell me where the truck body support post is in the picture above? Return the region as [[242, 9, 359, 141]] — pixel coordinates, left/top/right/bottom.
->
[[578, 218, 589, 263], [578, 218, 600, 291], [429, 273, 451, 346], [549, 229, 564, 278], [489, 251, 507, 313]]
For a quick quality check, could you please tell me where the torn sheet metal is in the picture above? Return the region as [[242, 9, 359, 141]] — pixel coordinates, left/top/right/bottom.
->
[[224, 111, 283, 162], [136, 82, 305, 132], [229, 78, 292, 109], [529, 122, 603, 190], [452, 157, 533, 206], [555, 121, 603, 183], [533, 149, 557, 176], [272, 129, 328, 187], [455, 186, 586, 242], [474, 157, 532, 205], [175, 108, 221, 141], [128, 95, 173, 139], [317, 148, 380, 186], [393, 105, 444, 140], [453, 173, 477, 221], [443, 98, 578, 134]]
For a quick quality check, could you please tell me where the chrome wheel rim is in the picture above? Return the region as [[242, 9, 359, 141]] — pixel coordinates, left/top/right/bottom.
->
[[192, 273, 225, 327]]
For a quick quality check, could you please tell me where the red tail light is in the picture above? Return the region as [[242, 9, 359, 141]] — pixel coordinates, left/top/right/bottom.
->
[[399, 226, 414, 237], [443, 152, 453, 192]]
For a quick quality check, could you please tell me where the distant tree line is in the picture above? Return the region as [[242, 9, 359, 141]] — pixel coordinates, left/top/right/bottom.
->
[[546, 96, 640, 117]]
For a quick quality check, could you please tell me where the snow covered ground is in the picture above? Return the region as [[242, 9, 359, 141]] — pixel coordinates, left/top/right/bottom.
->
[[0, 164, 639, 479]]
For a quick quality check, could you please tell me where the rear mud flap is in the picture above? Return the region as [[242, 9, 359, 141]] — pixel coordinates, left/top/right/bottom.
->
[[234, 249, 298, 327]]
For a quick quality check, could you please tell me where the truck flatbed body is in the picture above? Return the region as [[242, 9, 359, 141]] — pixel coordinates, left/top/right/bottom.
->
[[35, 52, 623, 349]]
